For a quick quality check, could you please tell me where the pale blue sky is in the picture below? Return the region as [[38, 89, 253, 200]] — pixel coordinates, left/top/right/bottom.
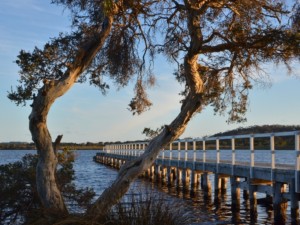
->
[[0, 1, 300, 143]]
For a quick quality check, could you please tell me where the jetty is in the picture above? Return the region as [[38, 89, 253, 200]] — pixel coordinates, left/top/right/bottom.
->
[[94, 130, 300, 222]]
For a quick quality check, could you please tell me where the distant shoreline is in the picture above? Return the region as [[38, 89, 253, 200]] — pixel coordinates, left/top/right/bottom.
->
[[0, 148, 101, 150], [0, 144, 104, 151]]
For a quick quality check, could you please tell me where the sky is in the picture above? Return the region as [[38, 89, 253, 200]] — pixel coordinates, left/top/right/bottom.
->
[[0, 1, 300, 143]]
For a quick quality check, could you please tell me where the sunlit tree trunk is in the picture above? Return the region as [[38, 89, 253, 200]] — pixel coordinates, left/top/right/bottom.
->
[[30, 91, 67, 214], [30, 15, 113, 215]]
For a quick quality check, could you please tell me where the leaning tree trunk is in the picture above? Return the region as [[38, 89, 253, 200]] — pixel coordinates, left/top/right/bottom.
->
[[30, 15, 113, 215], [88, 69, 203, 220], [88, 5, 204, 219], [88, 93, 202, 219]]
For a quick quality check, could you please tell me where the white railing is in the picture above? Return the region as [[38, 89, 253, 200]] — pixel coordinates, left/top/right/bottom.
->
[[103, 131, 300, 171], [102, 131, 300, 190]]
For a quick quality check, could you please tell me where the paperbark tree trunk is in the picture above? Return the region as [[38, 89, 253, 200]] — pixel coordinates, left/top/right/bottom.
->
[[88, 4, 204, 218], [30, 16, 113, 215]]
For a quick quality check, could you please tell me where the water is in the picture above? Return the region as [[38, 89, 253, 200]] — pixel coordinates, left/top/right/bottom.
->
[[0, 149, 296, 224]]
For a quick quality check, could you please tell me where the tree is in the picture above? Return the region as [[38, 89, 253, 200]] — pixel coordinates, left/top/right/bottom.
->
[[88, 0, 300, 219], [8, 0, 155, 216], [8, 0, 300, 222]]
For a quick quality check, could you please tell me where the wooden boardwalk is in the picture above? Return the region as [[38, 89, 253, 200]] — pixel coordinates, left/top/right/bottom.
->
[[94, 131, 300, 222]]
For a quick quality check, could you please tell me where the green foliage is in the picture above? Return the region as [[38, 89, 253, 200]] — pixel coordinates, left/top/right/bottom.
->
[[0, 142, 104, 150], [0, 154, 39, 224], [0, 149, 95, 224], [142, 126, 165, 139], [212, 125, 300, 137], [211, 125, 300, 150]]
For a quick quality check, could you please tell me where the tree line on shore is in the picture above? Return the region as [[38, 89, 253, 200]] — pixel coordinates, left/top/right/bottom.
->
[[212, 125, 300, 137], [2, 124, 299, 150], [0, 142, 104, 150]]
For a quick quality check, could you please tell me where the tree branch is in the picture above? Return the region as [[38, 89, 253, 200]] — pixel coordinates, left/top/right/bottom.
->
[[53, 135, 63, 156]]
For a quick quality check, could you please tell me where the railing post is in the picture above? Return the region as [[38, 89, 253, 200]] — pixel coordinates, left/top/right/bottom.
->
[[231, 138, 235, 175], [270, 135, 275, 181], [184, 142, 188, 164], [295, 133, 300, 192], [170, 143, 173, 160], [178, 142, 181, 160], [203, 139, 206, 171], [193, 141, 196, 164], [250, 136, 255, 178], [216, 138, 220, 173]]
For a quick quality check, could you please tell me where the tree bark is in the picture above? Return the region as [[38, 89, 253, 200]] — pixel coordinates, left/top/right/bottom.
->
[[30, 15, 113, 215], [88, 4, 204, 219]]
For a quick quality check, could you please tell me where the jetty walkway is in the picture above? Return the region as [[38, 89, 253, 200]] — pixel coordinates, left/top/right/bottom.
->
[[94, 130, 300, 221]]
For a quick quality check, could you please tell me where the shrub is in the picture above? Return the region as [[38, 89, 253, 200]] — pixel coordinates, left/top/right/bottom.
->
[[104, 191, 192, 225], [0, 149, 95, 225]]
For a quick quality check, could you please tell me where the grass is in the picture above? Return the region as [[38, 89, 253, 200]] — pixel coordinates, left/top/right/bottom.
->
[[103, 191, 192, 225]]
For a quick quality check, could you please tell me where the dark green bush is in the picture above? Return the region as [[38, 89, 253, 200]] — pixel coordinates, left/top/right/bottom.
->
[[0, 149, 95, 225]]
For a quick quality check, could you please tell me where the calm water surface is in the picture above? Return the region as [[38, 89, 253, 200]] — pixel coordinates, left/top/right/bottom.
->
[[0, 149, 296, 224]]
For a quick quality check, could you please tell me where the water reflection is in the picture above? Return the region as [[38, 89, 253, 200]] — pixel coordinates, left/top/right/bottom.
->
[[143, 174, 296, 225]]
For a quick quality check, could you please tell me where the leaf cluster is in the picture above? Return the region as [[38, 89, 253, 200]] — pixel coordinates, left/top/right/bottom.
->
[[8, 32, 82, 105], [142, 126, 165, 139]]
